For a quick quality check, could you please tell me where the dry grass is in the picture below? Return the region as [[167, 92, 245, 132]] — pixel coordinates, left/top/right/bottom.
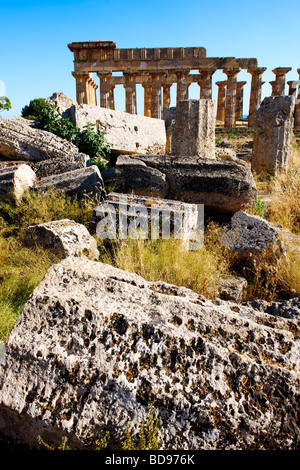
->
[[0, 188, 95, 341], [267, 142, 300, 235], [101, 222, 232, 300]]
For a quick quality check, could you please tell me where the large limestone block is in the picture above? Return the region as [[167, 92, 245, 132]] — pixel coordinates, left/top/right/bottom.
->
[[36, 165, 104, 200], [252, 96, 295, 175], [70, 104, 166, 155], [0, 257, 299, 450], [173, 99, 216, 158], [33, 154, 91, 179], [89, 192, 203, 250], [0, 116, 86, 163], [220, 210, 283, 258], [0, 164, 36, 201], [115, 155, 257, 215], [25, 219, 99, 260]]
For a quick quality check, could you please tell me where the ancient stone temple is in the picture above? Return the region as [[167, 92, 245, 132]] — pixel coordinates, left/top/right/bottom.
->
[[68, 41, 298, 128]]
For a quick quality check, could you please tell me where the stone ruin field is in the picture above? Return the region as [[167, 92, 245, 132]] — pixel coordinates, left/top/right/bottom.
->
[[0, 41, 300, 451]]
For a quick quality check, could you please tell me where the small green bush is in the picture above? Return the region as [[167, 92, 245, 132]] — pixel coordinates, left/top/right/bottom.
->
[[21, 98, 47, 119], [75, 122, 112, 159], [21, 98, 112, 160]]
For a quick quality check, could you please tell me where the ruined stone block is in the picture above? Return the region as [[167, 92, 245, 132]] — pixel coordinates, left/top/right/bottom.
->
[[252, 96, 295, 175], [0, 164, 36, 201], [89, 192, 203, 250], [70, 104, 167, 155], [36, 165, 104, 200], [171, 99, 216, 158]]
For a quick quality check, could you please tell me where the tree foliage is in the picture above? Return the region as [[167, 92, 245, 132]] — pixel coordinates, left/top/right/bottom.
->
[[0, 96, 12, 113], [21, 98, 112, 160]]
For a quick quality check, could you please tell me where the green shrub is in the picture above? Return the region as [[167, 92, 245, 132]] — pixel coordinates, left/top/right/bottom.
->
[[21, 98, 47, 119], [0, 96, 11, 113], [75, 122, 112, 159], [21, 98, 112, 159]]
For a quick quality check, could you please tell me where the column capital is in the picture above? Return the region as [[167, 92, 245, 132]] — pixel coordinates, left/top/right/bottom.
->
[[223, 67, 240, 78], [247, 67, 267, 75], [199, 67, 216, 75], [272, 67, 292, 75], [237, 81, 247, 88], [215, 80, 227, 87]]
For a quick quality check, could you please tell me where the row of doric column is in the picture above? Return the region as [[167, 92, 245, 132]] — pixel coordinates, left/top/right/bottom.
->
[[73, 67, 300, 128]]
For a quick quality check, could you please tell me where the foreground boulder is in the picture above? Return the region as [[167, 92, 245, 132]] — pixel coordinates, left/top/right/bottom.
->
[[0, 164, 36, 201], [36, 165, 104, 200], [252, 95, 295, 175], [70, 103, 167, 155], [0, 116, 87, 163], [220, 210, 283, 258], [115, 155, 257, 215], [25, 219, 99, 260], [0, 257, 299, 450]]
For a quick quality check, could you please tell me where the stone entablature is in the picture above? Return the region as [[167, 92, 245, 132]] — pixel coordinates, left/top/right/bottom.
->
[[68, 41, 298, 128]]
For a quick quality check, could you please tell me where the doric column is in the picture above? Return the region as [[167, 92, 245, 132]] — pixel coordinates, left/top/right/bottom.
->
[[270, 81, 276, 96], [247, 67, 266, 128], [176, 71, 190, 104], [236, 81, 247, 121], [72, 72, 91, 105], [215, 81, 227, 122], [97, 72, 112, 108], [295, 68, 300, 128], [142, 83, 152, 117], [110, 84, 115, 110], [272, 67, 292, 96], [123, 72, 138, 114], [223, 68, 240, 129], [199, 68, 216, 99], [162, 83, 172, 110], [151, 73, 163, 119], [88, 77, 98, 106]]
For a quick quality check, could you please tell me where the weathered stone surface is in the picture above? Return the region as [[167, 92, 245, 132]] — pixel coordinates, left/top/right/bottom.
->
[[33, 154, 91, 179], [36, 165, 104, 200], [25, 219, 99, 260], [70, 104, 166, 155], [216, 275, 247, 302], [220, 210, 283, 258], [0, 257, 299, 450], [89, 192, 203, 250], [47, 92, 77, 119], [0, 116, 85, 163], [115, 155, 169, 198], [172, 100, 216, 158], [252, 96, 295, 175], [0, 164, 36, 201], [115, 155, 257, 215]]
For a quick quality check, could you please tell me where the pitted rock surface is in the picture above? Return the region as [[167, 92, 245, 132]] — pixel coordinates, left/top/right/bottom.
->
[[0, 258, 299, 450]]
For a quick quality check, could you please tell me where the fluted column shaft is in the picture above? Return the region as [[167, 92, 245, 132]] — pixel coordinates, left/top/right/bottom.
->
[[223, 68, 240, 128], [215, 81, 227, 122], [143, 84, 152, 117], [199, 68, 216, 99], [151, 73, 163, 119], [236, 81, 247, 121], [72, 72, 91, 105], [97, 72, 112, 108], [162, 84, 172, 110], [176, 71, 190, 104], [248, 67, 266, 129], [123, 73, 138, 114]]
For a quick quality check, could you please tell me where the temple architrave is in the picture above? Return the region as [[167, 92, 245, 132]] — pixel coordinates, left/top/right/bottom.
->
[[68, 41, 299, 128]]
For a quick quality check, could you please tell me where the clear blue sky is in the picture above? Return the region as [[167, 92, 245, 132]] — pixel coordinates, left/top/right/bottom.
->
[[1, 0, 300, 119]]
